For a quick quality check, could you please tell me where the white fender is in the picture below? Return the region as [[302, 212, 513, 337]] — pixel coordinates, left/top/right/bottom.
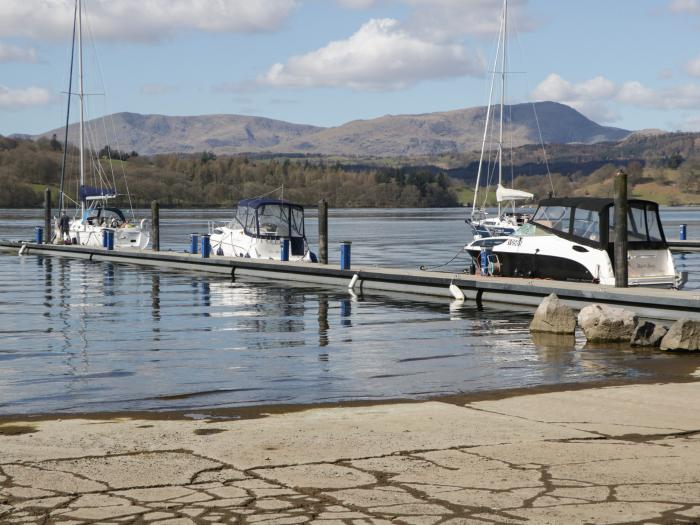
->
[[18, 243, 28, 256], [348, 273, 360, 290], [449, 284, 465, 301]]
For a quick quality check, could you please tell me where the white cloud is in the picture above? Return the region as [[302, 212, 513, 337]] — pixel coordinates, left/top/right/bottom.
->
[[685, 55, 700, 77], [669, 0, 700, 13], [259, 18, 483, 91], [0, 86, 51, 109], [336, 0, 533, 40], [0, 42, 38, 63], [0, 0, 298, 42], [532, 73, 616, 102], [532, 73, 700, 122]]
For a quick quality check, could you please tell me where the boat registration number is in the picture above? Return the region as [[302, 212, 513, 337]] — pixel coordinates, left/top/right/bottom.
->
[[506, 238, 523, 247]]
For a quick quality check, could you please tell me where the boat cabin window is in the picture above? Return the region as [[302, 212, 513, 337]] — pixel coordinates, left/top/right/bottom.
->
[[290, 207, 305, 237], [235, 206, 257, 233], [258, 204, 291, 236], [608, 204, 664, 243], [533, 206, 571, 233], [572, 208, 600, 241]]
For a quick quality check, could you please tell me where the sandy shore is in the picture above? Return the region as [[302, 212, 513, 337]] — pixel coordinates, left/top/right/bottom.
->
[[1, 381, 699, 524]]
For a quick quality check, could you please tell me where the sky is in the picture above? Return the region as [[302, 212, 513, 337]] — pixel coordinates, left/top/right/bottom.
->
[[1, 0, 700, 136]]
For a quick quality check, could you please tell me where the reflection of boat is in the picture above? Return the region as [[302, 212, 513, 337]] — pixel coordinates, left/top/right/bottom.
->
[[55, 0, 149, 250], [209, 198, 317, 261], [467, 0, 534, 238], [466, 197, 684, 288]]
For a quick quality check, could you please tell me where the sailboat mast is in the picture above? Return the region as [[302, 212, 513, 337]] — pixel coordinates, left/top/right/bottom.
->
[[471, 2, 505, 217], [59, 1, 78, 214], [78, 0, 85, 218], [498, 0, 507, 217]]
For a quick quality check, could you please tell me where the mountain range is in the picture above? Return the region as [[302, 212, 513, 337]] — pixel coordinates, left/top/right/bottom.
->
[[37, 101, 631, 158]]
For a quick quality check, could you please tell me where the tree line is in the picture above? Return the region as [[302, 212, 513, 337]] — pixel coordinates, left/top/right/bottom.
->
[[0, 136, 459, 208]]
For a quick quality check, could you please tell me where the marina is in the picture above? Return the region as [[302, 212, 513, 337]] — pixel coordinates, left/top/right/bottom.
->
[[1, 207, 700, 417]]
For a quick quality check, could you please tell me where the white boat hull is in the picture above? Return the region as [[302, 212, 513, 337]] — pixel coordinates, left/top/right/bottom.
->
[[466, 234, 678, 288], [59, 218, 150, 250], [209, 226, 311, 261]]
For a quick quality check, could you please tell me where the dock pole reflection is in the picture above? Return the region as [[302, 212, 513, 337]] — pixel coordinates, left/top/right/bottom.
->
[[318, 295, 329, 347]]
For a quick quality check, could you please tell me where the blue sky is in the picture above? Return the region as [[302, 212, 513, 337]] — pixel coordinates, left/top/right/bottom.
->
[[1, 0, 699, 136]]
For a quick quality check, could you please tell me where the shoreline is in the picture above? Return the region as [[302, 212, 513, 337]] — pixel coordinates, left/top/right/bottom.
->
[[2, 368, 697, 424]]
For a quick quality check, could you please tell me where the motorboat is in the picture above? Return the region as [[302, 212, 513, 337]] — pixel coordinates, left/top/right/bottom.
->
[[209, 198, 317, 261], [465, 197, 684, 288], [54, 0, 149, 250]]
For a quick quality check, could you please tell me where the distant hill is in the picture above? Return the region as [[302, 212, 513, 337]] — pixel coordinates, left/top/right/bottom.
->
[[39, 113, 323, 156], [38, 102, 631, 157]]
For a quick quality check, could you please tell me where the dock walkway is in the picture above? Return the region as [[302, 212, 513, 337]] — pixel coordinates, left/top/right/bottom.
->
[[2, 241, 699, 321]]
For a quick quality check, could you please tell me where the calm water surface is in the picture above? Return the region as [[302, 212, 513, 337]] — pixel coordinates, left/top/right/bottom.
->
[[1, 207, 699, 415]]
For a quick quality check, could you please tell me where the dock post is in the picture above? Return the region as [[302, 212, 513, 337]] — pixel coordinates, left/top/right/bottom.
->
[[280, 239, 290, 261], [151, 200, 160, 251], [340, 241, 352, 270], [680, 224, 687, 241], [614, 169, 628, 288], [44, 188, 51, 244], [201, 234, 211, 259], [318, 199, 328, 264]]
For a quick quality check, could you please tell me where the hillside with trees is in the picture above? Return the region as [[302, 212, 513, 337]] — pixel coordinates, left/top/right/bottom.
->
[[0, 136, 457, 208], [2, 130, 699, 209]]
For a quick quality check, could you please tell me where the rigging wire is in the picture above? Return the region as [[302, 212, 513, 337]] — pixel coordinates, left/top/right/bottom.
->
[[511, 14, 555, 196]]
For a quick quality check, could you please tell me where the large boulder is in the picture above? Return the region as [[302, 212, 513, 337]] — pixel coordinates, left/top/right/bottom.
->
[[577, 304, 638, 343], [631, 321, 668, 347], [660, 319, 700, 351], [529, 293, 576, 334]]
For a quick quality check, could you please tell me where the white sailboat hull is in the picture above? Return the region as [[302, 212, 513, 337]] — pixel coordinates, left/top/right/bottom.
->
[[59, 219, 150, 250]]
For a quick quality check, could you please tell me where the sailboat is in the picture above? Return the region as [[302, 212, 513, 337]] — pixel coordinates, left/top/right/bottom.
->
[[467, 0, 534, 239], [55, 0, 150, 250]]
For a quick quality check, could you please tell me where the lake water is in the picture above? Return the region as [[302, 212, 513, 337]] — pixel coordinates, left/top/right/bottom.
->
[[1, 207, 699, 415]]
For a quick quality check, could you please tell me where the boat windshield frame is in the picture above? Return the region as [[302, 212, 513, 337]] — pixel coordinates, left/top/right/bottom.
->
[[530, 198, 668, 250], [234, 199, 306, 240]]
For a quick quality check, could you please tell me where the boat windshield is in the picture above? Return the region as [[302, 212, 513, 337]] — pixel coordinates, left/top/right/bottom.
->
[[609, 203, 665, 243], [236, 203, 305, 238], [532, 206, 571, 233]]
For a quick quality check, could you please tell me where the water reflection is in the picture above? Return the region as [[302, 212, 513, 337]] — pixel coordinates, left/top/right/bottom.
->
[[531, 332, 577, 383], [1, 254, 699, 415], [318, 295, 329, 347]]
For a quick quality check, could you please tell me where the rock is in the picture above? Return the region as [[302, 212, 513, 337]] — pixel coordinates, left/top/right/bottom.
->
[[631, 321, 668, 347], [529, 294, 576, 334], [660, 319, 700, 351], [577, 304, 638, 343]]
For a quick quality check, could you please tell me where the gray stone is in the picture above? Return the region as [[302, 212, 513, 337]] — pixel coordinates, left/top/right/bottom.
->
[[529, 294, 576, 334], [631, 321, 668, 347], [660, 319, 700, 351], [577, 304, 638, 342]]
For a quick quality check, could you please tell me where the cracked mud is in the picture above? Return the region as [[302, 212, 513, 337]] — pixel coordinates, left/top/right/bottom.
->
[[0, 382, 699, 524]]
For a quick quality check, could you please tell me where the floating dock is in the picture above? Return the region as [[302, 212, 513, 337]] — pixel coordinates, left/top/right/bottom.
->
[[2, 240, 699, 322], [668, 240, 700, 253]]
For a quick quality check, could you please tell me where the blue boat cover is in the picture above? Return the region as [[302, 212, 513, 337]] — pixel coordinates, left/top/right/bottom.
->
[[238, 198, 302, 209], [79, 185, 116, 201]]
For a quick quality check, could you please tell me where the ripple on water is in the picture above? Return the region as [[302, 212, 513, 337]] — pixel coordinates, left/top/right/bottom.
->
[[1, 207, 700, 414]]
